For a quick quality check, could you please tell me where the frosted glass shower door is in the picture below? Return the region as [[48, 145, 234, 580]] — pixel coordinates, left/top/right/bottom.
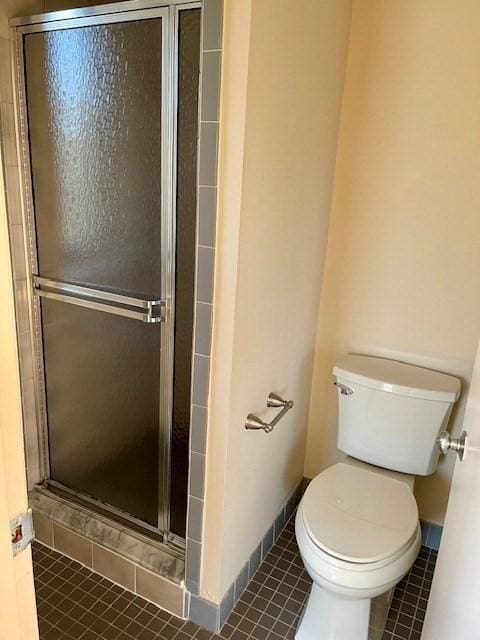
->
[[23, 13, 169, 531]]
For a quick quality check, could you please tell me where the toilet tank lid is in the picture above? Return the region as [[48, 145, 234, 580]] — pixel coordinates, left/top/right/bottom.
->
[[333, 355, 461, 403]]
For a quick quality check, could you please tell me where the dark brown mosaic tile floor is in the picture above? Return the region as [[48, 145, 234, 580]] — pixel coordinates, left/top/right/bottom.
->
[[222, 520, 308, 640], [383, 546, 437, 640], [33, 516, 436, 640]]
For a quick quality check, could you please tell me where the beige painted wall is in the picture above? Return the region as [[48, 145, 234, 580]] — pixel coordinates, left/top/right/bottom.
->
[[202, 0, 352, 602], [0, 1, 41, 35], [305, 0, 480, 525]]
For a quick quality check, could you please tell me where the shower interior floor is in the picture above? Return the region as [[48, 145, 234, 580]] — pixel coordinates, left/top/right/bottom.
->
[[33, 514, 436, 640]]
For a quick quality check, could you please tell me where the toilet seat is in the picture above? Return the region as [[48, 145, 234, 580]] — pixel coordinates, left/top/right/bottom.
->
[[296, 507, 421, 598], [302, 462, 418, 564]]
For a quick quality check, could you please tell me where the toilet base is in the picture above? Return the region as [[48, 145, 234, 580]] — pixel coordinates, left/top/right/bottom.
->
[[295, 583, 371, 640]]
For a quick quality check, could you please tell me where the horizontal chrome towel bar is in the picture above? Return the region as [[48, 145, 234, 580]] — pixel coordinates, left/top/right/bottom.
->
[[33, 276, 165, 324], [245, 392, 294, 433]]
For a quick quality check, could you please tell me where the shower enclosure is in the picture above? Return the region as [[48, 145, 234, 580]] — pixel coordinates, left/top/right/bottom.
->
[[13, 1, 201, 548]]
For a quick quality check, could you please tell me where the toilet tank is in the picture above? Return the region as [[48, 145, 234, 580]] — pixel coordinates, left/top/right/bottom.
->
[[332, 355, 461, 475]]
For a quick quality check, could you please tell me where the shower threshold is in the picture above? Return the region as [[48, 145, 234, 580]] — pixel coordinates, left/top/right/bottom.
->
[[29, 486, 185, 589], [44, 479, 169, 545]]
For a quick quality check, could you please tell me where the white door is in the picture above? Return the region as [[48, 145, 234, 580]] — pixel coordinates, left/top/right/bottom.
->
[[422, 341, 480, 639], [0, 155, 38, 637]]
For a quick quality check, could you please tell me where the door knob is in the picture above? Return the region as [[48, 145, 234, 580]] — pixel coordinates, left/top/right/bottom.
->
[[436, 430, 468, 461]]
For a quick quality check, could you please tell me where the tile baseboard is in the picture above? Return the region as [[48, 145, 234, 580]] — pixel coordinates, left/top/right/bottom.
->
[[420, 520, 443, 550], [188, 477, 306, 632]]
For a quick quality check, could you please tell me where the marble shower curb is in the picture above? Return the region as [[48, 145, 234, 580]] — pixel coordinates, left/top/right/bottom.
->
[[30, 488, 184, 583]]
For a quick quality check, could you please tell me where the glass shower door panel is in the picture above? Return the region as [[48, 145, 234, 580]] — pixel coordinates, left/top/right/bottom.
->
[[41, 300, 160, 526], [24, 20, 162, 298], [170, 8, 201, 538], [23, 19, 164, 527]]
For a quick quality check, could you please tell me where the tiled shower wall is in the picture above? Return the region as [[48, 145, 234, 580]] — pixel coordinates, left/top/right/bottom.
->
[[185, 0, 223, 598], [0, 0, 223, 617]]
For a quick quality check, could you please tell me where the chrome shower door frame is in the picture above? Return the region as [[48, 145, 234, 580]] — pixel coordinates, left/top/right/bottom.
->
[[11, 0, 196, 547]]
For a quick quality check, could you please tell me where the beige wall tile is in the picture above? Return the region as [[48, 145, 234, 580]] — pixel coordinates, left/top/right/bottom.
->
[[9, 223, 27, 280], [17, 330, 33, 381], [13, 279, 30, 335], [0, 17, 8, 40], [4, 164, 23, 227], [0, 37, 13, 104], [0, 101, 18, 167], [21, 378, 41, 489], [53, 523, 92, 567], [135, 566, 184, 617], [32, 510, 52, 547], [92, 544, 134, 591]]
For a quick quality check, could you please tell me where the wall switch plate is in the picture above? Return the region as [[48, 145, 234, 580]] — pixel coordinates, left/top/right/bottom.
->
[[10, 508, 34, 556]]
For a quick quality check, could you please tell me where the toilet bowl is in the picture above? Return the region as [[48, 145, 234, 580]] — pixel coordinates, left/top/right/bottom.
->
[[295, 460, 421, 640]]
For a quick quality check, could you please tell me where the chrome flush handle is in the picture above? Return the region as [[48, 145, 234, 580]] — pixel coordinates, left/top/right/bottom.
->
[[334, 381, 354, 396], [436, 430, 468, 462]]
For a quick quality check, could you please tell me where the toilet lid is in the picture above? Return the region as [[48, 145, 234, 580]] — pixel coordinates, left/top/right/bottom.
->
[[302, 463, 418, 564]]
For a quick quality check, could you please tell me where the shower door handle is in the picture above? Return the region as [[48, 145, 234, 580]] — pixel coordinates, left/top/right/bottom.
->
[[33, 276, 165, 324]]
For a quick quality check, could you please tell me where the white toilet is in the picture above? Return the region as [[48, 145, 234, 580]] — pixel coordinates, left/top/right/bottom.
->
[[295, 354, 460, 640]]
